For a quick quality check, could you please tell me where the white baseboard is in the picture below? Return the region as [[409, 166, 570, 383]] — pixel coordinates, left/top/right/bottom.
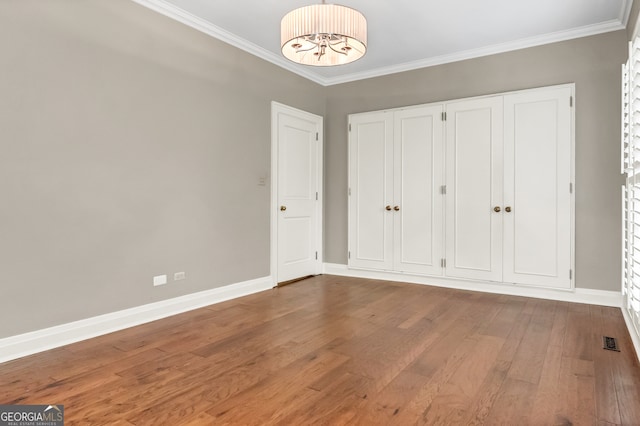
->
[[3, 267, 632, 365], [323, 263, 623, 307], [0, 276, 273, 365], [621, 307, 640, 363]]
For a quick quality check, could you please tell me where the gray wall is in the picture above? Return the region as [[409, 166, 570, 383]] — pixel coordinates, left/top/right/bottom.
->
[[628, 0, 640, 41], [0, 0, 631, 338], [0, 0, 324, 338], [324, 31, 628, 292]]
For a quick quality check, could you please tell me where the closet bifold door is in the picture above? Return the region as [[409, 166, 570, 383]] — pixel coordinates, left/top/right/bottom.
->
[[503, 87, 573, 288], [393, 106, 444, 275], [348, 111, 394, 271], [445, 96, 504, 282]]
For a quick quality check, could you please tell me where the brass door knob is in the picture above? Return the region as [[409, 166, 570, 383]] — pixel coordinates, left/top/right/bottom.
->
[[385, 205, 392, 211], [494, 206, 501, 213], [505, 206, 512, 213], [394, 206, 400, 211], [280, 206, 287, 211]]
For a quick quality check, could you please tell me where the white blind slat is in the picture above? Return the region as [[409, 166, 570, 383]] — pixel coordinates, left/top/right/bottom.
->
[[622, 37, 640, 341]]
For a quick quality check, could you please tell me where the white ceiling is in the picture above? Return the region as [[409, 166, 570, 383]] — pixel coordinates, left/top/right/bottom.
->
[[133, 0, 632, 86]]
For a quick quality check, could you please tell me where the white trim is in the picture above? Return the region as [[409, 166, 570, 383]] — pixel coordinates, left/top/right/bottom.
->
[[322, 22, 625, 85], [131, 0, 628, 86], [0, 276, 272, 365], [570, 85, 577, 291], [621, 307, 640, 363], [633, 3, 640, 40], [620, 0, 634, 27], [323, 263, 622, 307], [270, 102, 324, 285], [130, 0, 323, 85], [270, 103, 278, 288], [348, 83, 575, 116]]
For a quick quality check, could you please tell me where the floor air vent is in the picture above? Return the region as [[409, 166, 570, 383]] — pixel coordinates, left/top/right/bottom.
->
[[602, 336, 620, 352]]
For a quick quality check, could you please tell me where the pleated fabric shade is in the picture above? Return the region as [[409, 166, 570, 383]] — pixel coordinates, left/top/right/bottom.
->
[[281, 3, 367, 66]]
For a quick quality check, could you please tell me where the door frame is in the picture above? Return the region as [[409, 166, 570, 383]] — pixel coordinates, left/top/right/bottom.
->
[[270, 101, 324, 286]]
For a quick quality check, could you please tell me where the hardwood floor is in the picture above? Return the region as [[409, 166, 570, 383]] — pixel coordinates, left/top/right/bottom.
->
[[2, 275, 640, 425]]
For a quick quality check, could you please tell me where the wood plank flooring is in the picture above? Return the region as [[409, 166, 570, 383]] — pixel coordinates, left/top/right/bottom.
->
[[1, 275, 640, 425]]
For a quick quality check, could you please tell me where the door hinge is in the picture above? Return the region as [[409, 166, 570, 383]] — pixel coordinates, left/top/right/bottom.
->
[[441, 258, 446, 268], [315, 251, 318, 260], [570, 183, 573, 194], [441, 185, 447, 195], [570, 96, 573, 107], [441, 112, 447, 121], [569, 269, 573, 279], [348, 187, 351, 196], [316, 132, 319, 141], [316, 192, 318, 201], [348, 251, 351, 259], [349, 123, 352, 131]]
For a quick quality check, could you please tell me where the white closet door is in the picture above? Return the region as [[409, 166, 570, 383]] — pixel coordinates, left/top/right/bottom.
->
[[503, 87, 573, 288], [393, 106, 444, 275], [445, 97, 504, 281], [348, 112, 394, 270]]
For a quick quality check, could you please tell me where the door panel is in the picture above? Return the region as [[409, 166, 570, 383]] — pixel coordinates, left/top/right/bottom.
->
[[394, 106, 444, 275], [445, 97, 503, 281], [503, 87, 572, 288], [347, 85, 573, 289], [276, 107, 321, 282], [349, 112, 394, 270]]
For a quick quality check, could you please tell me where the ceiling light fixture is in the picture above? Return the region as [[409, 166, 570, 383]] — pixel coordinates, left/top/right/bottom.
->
[[281, 1, 367, 67]]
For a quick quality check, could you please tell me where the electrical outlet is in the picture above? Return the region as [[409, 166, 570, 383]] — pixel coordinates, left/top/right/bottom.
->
[[153, 275, 167, 286], [174, 271, 186, 281]]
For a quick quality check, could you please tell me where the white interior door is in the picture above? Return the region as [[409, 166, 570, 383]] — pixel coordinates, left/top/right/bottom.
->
[[272, 103, 322, 283], [445, 96, 504, 281], [503, 87, 573, 288], [348, 111, 394, 271], [393, 105, 445, 275]]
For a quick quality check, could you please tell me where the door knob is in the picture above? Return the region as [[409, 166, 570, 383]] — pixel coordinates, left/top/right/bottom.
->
[[505, 206, 512, 213], [385, 205, 392, 211], [280, 206, 287, 211], [394, 206, 400, 211], [494, 206, 501, 213]]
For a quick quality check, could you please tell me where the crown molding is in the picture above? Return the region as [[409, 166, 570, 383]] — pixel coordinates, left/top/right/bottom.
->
[[620, 0, 634, 26], [130, 0, 326, 85], [132, 0, 629, 87], [322, 19, 627, 85]]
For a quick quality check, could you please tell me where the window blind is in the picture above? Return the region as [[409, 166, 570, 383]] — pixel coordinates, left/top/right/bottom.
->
[[622, 37, 640, 341]]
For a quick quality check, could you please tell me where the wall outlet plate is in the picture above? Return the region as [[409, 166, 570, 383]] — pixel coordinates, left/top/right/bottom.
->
[[153, 275, 167, 286], [174, 272, 186, 281]]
